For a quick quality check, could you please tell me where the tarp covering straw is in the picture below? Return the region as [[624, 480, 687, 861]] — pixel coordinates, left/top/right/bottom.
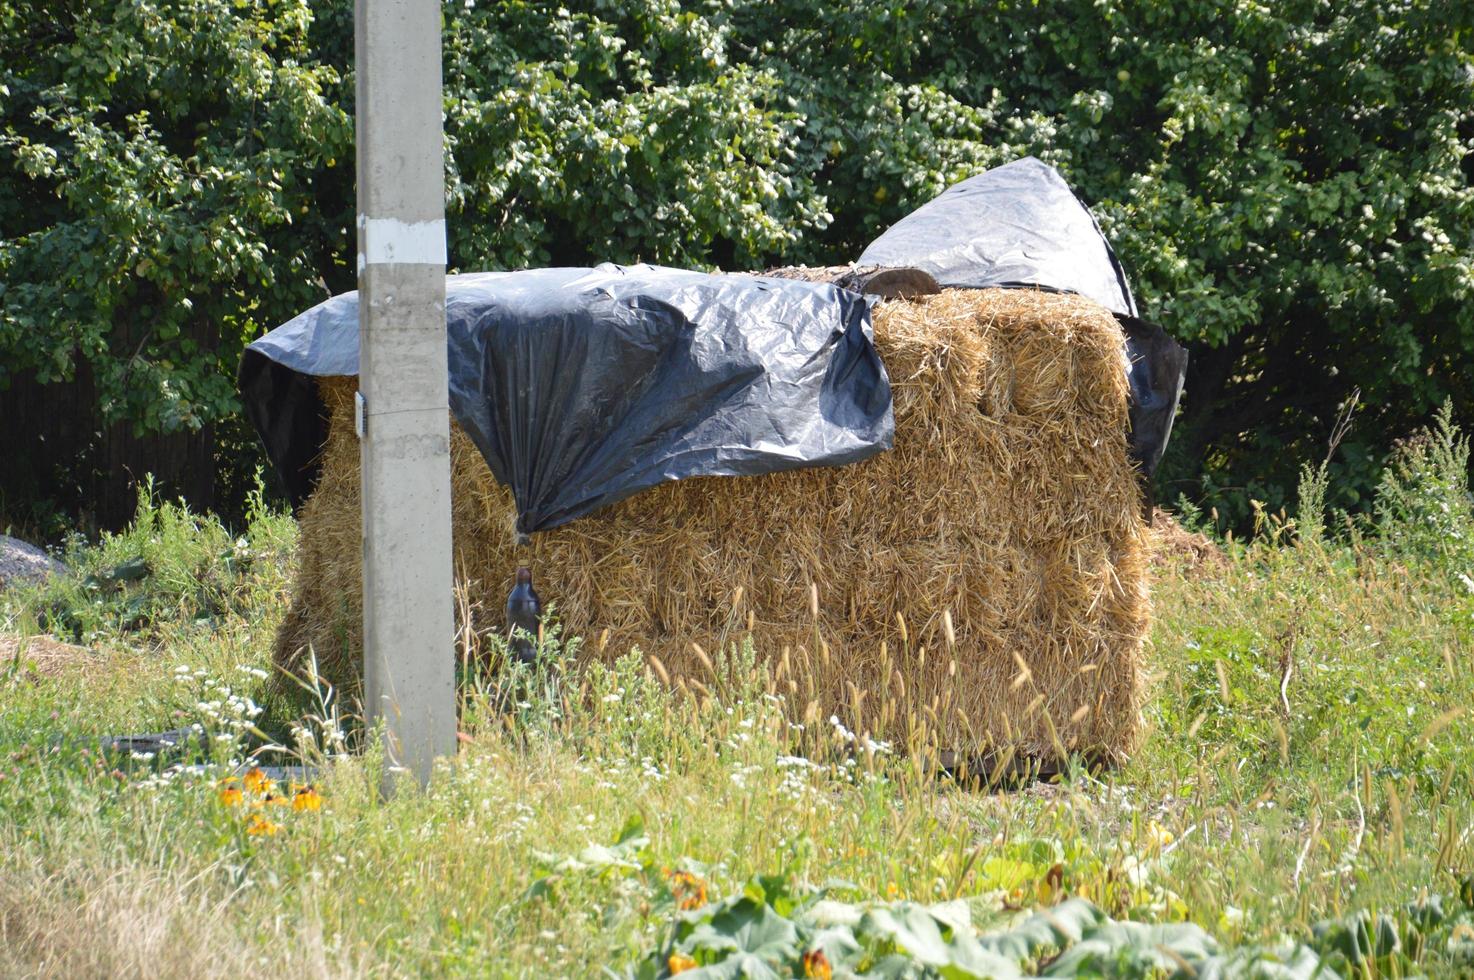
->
[[274, 287, 1148, 766], [240, 266, 894, 526], [856, 156, 1187, 479]]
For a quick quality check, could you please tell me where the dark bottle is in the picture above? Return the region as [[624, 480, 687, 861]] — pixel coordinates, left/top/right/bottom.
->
[[506, 566, 542, 666]]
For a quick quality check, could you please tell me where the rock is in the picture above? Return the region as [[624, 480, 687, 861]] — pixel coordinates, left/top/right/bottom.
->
[[0, 534, 66, 590], [98, 728, 200, 759]]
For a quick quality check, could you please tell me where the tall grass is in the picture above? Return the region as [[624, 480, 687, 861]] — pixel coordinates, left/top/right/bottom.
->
[[2, 416, 1473, 976]]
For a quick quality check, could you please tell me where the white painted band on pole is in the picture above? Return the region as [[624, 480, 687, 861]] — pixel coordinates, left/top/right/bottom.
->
[[357, 215, 448, 271]]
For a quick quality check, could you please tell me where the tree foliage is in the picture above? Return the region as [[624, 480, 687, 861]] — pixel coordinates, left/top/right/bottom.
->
[[2, 0, 1471, 523], [0, 0, 351, 435]]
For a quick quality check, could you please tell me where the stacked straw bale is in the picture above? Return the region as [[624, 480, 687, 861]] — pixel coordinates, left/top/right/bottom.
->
[[274, 288, 1149, 764]]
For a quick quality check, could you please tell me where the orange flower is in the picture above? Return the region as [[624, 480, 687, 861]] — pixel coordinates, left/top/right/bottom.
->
[[260, 792, 290, 807], [242, 767, 271, 794], [667, 870, 708, 911], [217, 786, 244, 807], [292, 786, 323, 812], [245, 813, 281, 837], [667, 952, 698, 974], [802, 949, 832, 979]]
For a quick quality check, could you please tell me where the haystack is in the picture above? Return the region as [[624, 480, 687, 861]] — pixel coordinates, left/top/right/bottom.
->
[[273, 289, 1149, 764]]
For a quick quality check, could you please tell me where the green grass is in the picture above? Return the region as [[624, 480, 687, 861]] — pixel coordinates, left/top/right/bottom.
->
[[3, 421, 1474, 978]]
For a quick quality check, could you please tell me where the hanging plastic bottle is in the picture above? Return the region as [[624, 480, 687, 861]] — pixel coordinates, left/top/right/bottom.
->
[[506, 566, 542, 666]]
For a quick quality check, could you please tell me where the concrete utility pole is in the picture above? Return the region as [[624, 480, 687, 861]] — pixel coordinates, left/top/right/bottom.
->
[[354, 0, 455, 792]]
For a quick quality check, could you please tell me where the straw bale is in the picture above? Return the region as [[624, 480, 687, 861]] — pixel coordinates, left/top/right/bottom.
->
[[273, 288, 1150, 763]]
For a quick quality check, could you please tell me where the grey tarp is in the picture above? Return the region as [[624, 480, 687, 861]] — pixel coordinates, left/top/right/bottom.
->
[[240, 264, 894, 534], [858, 156, 1188, 477]]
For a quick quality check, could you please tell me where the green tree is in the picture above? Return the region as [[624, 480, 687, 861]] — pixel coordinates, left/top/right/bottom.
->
[[0, 0, 353, 524], [0, 0, 353, 431], [3, 0, 1471, 528], [439, 1, 832, 270]]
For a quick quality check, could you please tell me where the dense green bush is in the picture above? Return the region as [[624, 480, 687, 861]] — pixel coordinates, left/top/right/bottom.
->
[[3, 0, 1471, 525], [0, 0, 352, 434]]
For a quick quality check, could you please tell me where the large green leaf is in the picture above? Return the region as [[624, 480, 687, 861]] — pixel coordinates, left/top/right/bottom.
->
[[1194, 944, 1328, 980], [1042, 920, 1219, 976], [859, 905, 955, 966], [976, 899, 1108, 963], [683, 899, 802, 964]]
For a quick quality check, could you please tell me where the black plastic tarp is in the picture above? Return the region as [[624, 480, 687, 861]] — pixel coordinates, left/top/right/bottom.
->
[[240, 264, 894, 534], [857, 156, 1187, 477]]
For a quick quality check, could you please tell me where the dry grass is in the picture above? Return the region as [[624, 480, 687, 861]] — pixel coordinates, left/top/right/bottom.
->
[[0, 860, 366, 980], [0, 863, 233, 979], [273, 288, 1149, 763], [1149, 509, 1230, 572], [1, 635, 110, 681]]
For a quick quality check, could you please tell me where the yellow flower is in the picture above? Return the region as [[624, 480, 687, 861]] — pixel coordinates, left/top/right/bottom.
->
[[261, 792, 290, 807], [667, 870, 708, 911], [885, 882, 900, 899], [292, 786, 323, 812], [1146, 820, 1174, 848], [245, 813, 281, 837], [803, 949, 833, 979], [242, 767, 272, 795], [667, 951, 697, 974], [217, 786, 244, 807]]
